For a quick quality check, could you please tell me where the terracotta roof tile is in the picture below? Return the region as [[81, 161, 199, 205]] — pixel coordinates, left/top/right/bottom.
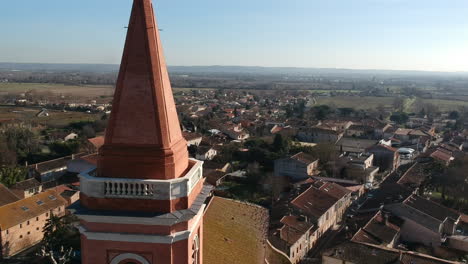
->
[[279, 215, 314, 245], [291, 152, 318, 164], [0, 189, 67, 230], [87, 136, 104, 149], [317, 182, 352, 200], [430, 149, 454, 163], [291, 185, 337, 219], [10, 178, 41, 191], [0, 184, 20, 207], [404, 195, 460, 222]]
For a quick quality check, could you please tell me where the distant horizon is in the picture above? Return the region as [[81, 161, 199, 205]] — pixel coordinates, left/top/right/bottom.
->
[[1, 62, 468, 74]]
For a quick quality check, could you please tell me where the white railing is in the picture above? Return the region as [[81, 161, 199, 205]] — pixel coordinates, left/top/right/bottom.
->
[[104, 181, 159, 198], [80, 159, 203, 200]]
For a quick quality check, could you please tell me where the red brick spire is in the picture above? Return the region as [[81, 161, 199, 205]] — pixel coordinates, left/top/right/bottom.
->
[[98, 0, 188, 180]]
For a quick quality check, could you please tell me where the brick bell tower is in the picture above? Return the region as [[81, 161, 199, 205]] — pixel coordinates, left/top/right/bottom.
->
[[71, 1, 209, 263]]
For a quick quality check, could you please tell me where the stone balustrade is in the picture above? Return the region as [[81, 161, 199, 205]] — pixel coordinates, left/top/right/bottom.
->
[[79, 159, 203, 200]]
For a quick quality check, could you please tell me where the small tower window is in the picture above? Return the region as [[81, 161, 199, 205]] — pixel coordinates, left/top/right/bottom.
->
[[192, 235, 200, 264]]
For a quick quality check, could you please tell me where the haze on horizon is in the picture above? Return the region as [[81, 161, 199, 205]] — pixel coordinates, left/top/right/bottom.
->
[[1, 0, 468, 72]]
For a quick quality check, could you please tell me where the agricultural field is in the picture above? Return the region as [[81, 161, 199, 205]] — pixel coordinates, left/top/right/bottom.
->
[[314, 96, 468, 112], [0, 83, 114, 98], [315, 96, 395, 110], [421, 98, 468, 111], [0, 106, 101, 127]]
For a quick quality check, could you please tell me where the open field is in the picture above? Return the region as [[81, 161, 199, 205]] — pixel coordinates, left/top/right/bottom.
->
[[315, 96, 395, 110], [1, 83, 468, 113], [0, 83, 217, 97], [0, 83, 114, 98], [0, 106, 101, 127], [422, 98, 468, 111], [315, 96, 468, 112]]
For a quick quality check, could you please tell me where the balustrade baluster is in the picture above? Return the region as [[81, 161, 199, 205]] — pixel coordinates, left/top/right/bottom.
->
[[122, 183, 128, 196], [137, 184, 142, 196]]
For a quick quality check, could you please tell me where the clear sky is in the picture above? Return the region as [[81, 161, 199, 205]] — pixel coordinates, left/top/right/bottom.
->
[[1, 0, 468, 72]]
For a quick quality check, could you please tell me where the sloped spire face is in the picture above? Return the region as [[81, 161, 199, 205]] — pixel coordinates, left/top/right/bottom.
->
[[98, 0, 189, 180]]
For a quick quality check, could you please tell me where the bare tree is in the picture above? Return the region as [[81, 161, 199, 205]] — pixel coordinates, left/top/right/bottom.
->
[[38, 246, 73, 264]]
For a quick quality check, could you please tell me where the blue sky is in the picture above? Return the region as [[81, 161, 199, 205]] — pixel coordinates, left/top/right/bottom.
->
[[1, 0, 468, 71]]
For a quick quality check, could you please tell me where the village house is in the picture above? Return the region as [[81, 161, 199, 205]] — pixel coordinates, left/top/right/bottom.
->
[[64, 132, 78, 141], [9, 178, 43, 199], [0, 190, 67, 258], [366, 144, 400, 172], [385, 194, 468, 253], [203, 161, 232, 186], [397, 162, 430, 189], [35, 108, 49, 117], [319, 120, 353, 131], [67, 153, 99, 174], [182, 132, 203, 146], [224, 129, 250, 141], [273, 181, 352, 263], [85, 136, 105, 153], [336, 137, 379, 154], [430, 148, 455, 166], [195, 145, 218, 161], [274, 152, 319, 181], [337, 153, 380, 184], [351, 210, 402, 248], [297, 127, 344, 144], [345, 124, 375, 138], [28, 153, 87, 182], [323, 241, 460, 264], [393, 128, 432, 146]]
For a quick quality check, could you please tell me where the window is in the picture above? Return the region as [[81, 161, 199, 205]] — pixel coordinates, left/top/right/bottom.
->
[[21, 206, 29, 211], [192, 235, 200, 264], [19, 235, 23, 239], [6, 230, 8, 235], [27, 221, 30, 225], [46, 213, 49, 217], [36, 227, 39, 231], [20, 224, 22, 228], [27, 231, 30, 235], [36, 217, 39, 221], [48, 195, 56, 201], [36, 200, 44, 205]]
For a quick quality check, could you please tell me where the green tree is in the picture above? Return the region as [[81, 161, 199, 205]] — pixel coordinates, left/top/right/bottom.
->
[[272, 134, 290, 154], [312, 105, 332, 120], [3, 127, 40, 162], [49, 140, 80, 157], [43, 214, 70, 251], [390, 112, 409, 124], [0, 167, 27, 187], [449, 111, 460, 120]]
